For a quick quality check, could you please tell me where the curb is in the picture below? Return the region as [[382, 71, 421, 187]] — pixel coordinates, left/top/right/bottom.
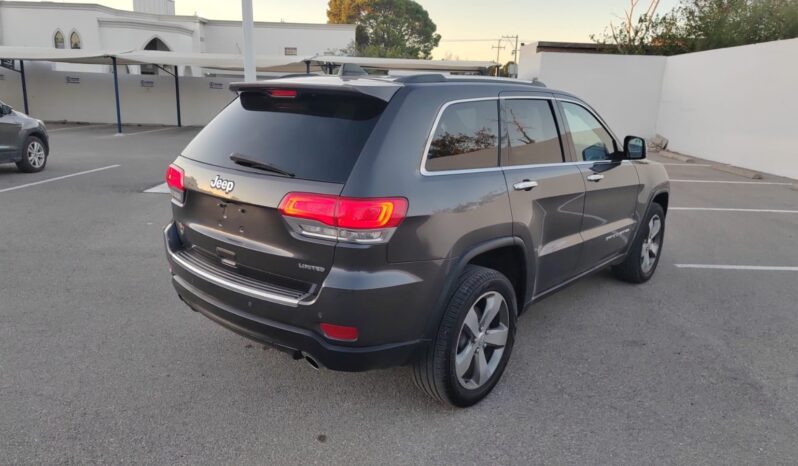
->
[[713, 164, 763, 180], [657, 150, 693, 163]]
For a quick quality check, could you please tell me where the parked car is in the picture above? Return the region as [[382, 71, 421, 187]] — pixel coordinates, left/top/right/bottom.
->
[[0, 100, 49, 173], [163, 75, 669, 406]]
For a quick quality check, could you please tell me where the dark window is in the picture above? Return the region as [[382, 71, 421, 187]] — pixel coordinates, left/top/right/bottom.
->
[[181, 90, 387, 184], [426, 100, 499, 172], [54, 31, 65, 49], [503, 99, 563, 166], [561, 102, 616, 161], [70, 31, 81, 49], [284, 47, 298, 56]]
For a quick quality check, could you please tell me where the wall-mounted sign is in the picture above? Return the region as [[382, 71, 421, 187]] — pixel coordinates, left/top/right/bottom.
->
[[140, 80, 155, 88], [66, 76, 80, 84], [209, 82, 223, 90]]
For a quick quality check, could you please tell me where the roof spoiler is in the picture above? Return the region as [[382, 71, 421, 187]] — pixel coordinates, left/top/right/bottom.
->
[[230, 76, 401, 102]]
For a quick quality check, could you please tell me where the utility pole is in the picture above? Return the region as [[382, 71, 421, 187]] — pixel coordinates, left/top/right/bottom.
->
[[501, 34, 519, 77], [491, 39, 505, 76], [241, 0, 256, 82]]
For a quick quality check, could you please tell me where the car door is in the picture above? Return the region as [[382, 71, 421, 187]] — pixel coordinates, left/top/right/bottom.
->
[[500, 95, 587, 295], [0, 101, 22, 157], [557, 99, 640, 271]]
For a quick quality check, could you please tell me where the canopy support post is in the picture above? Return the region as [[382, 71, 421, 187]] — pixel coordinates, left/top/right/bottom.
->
[[19, 60, 29, 115], [304, 60, 311, 75], [173, 65, 182, 127], [111, 56, 122, 134]]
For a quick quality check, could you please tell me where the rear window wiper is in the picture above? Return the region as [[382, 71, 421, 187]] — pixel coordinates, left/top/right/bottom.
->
[[230, 153, 295, 178]]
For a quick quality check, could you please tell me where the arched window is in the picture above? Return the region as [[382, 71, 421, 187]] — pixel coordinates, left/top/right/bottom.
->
[[141, 37, 170, 75], [54, 30, 65, 49], [70, 31, 81, 49]]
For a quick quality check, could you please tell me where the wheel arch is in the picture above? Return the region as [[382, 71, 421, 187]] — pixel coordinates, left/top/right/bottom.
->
[[424, 236, 531, 339]]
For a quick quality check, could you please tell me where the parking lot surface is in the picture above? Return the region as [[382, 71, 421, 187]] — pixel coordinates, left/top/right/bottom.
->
[[1, 125, 797, 464]]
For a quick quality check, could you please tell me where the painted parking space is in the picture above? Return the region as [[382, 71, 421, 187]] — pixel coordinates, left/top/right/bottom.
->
[[2, 130, 797, 463]]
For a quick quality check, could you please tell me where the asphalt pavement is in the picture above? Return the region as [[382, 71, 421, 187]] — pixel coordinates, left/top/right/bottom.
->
[[1, 124, 796, 464]]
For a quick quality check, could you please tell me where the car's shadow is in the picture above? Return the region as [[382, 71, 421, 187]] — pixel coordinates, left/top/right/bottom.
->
[[189, 270, 620, 415]]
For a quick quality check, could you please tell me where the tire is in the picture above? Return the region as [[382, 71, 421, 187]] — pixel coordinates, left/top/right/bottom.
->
[[413, 265, 517, 407], [16, 136, 48, 173], [612, 203, 665, 283]]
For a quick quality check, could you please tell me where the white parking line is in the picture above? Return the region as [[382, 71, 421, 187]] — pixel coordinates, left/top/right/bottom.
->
[[669, 179, 793, 185], [670, 207, 798, 214], [660, 163, 712, 167], [675, 264, 798, 271], [144, 182, 169, 193], [0, 165, 120, 193], [48, 123, 113, 133], [101, 127, 178, 138]]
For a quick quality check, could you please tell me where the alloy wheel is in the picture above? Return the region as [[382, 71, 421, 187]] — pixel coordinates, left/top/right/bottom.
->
[[27, 141, 46, 168], [455, 291, 510, 390], [640, 214, 662, 274]]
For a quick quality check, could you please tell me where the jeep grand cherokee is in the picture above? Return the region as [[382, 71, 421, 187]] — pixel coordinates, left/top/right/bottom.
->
[[164, 75, 669, 406]]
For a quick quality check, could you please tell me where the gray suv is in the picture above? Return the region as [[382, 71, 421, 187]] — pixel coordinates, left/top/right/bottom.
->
[[164, 75, 669, 406], [0, 101, 49, 172]]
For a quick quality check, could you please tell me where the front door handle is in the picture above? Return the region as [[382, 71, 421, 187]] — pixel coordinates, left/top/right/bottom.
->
[[586, 174, 604, 182], [513, 180, 539, 191]]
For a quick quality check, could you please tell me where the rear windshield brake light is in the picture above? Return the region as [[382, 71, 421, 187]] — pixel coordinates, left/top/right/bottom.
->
[[268, 89, 297, 98]]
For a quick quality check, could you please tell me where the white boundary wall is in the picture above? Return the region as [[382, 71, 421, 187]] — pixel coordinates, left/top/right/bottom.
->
[[518, 48, 666, 140], [0, 62, 237, 126], [518, 38, 798, 179], [656, 39, 798, 179]]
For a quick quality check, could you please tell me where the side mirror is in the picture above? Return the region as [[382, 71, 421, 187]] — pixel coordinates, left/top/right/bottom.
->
[[0, 104, 11, 116], [624, 136, 646, 159]]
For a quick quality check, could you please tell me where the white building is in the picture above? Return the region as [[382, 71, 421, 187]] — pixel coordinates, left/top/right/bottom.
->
[[0, 0, 355, 75]]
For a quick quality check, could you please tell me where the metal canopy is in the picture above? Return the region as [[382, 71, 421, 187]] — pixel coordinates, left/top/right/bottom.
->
[[0, 46, 497, 133], [311, 55, 496, 72]]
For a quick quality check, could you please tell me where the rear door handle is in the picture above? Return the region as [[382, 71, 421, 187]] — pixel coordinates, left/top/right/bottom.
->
[[513, 180, 539, 191], [586, 174, 604, 182]]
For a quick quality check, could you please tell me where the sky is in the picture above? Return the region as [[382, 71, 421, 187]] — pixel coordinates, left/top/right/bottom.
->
[[27, 0, 681, 60]]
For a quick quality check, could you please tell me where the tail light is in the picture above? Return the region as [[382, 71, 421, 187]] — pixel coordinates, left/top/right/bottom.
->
[[165, 164, 185, 203], [278, 192, 408, 244]]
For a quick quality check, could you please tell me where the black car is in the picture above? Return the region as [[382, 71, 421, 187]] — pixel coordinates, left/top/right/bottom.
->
[[164, 75, 669, 406], [0, 100, 49, 173]]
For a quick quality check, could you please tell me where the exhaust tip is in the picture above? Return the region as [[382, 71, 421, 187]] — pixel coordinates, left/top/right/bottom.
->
[[301, 352, 320, 371]]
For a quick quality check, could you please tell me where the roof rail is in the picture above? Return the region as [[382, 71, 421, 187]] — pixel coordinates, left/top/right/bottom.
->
[[393, 74, 448, 83], [392, 73, 546, 87]]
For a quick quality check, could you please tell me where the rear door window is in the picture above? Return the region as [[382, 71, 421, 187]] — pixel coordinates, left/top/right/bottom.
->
[[502, 99, 564, 166], [181, 90, 387, 184], [425, 100, 499, 172]]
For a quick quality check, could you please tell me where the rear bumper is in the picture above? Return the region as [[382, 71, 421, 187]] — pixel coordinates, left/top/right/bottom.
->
[[172, 274, 422, 371], [164, 222, 438, 372]]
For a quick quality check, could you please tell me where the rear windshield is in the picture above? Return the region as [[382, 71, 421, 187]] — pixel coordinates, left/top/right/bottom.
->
[[182, 90, 387, 183]]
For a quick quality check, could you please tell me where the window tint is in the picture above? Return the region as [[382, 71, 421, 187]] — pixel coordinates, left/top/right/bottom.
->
[[561, 102, 616, 161], [426, 100, 499, 172], [182, 90, 387, 184], [503, 99, 563, 166]]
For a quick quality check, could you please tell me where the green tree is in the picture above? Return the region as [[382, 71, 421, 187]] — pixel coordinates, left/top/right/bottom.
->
[[327, 0, 442, 59], [591, 0, 663, 54], [593, 0, 798, 55]]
